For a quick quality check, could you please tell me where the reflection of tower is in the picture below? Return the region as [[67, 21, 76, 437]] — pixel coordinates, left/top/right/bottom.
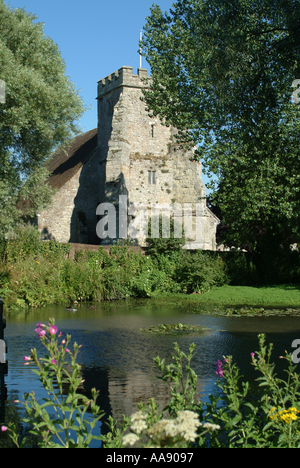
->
[[55, 363, 112, 439], [79, 366, 112, 436], [0, 299, 8, 425]]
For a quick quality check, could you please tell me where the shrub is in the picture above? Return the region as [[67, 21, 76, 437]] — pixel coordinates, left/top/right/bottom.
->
[[174, 251, 228, 293], [220, 251, 258, 286], [41, 241, 70, 260], [146, 215, 185, 257], [0, 265, 11, 298], [5, 224, 41, 262]]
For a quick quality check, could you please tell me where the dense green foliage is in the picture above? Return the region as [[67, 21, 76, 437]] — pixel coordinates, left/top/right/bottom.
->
[[0, 225, 227, 310], [141, 0, 300, 259], [1, 225, 300, 311], [0, 1, 85, 235]]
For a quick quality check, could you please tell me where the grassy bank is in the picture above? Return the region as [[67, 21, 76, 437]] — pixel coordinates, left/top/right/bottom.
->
[[170, 284, 300, 308], [1, 225, 300, 313], [131, 285, 300, 317]]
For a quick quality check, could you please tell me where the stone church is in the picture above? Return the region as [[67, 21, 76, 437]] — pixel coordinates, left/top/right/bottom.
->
[[37, 66, 219, 250]]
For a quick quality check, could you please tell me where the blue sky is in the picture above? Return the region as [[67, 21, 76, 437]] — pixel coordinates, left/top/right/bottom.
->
[[5, 0, 175, 133]]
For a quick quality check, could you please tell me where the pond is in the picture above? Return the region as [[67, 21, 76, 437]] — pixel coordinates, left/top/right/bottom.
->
[[1, 298, 300, 447]]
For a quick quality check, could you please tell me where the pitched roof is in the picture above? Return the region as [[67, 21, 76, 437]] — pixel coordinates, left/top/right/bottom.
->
[[46, 128, 98, 190]]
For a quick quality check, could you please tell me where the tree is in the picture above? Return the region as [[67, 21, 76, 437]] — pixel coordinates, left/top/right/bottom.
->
[[141, 0, 300, 260], [0, 1, 85, 235]]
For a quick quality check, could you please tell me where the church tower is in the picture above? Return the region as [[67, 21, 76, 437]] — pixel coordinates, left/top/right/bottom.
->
[[96, 66, 218, 249]]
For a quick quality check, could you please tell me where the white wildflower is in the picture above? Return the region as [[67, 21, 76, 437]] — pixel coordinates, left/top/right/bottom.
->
[[130, 411, 146, 422], [130, 411, 148, 434], [177, 410, 200, 422], [148, 411, 201, 444], [122, 433, 140, 446], [203, 423, 221, 432], [164, 420, 178, 438], [176, 411, 201, 442], [131, 419, 148, 434], [148, 419, 179, 439]]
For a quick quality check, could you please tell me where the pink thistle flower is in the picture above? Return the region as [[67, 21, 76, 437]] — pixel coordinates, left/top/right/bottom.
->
[[49, 325, 58, 335], [1, 426, 7, 432], [51, 358, 56, 364], [38, 329, 46, 338], [24, 356, 31, 362], [65, 348, 70, 353]]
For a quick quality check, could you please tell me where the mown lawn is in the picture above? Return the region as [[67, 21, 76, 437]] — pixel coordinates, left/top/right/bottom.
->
[[156, 284, 300, 309]]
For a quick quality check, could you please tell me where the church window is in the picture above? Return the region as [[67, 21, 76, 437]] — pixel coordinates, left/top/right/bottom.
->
[[148, 171, 156, 184], [150, 124, 155, 138]]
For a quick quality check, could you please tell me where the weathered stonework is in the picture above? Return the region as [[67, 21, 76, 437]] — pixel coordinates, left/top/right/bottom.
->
[[97, 66, 219, 249], [37, 66, 219, 250]]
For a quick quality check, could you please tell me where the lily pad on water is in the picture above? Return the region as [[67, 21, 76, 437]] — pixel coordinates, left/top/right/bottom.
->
[[139, 322, 210, 335], [224, 307, 300, 317]]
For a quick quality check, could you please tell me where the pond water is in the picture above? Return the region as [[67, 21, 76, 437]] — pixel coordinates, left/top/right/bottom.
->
[[1, 298, 300, 447]]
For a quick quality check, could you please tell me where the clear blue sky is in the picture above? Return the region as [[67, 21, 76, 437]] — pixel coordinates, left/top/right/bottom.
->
[[5, 0, 175, 133]]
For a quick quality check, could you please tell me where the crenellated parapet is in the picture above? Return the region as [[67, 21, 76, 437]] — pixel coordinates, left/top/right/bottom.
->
[[97, 66, 149, 98]]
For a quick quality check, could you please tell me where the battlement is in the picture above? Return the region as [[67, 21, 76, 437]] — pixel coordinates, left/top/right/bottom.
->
[[97, 66, 150, 98]]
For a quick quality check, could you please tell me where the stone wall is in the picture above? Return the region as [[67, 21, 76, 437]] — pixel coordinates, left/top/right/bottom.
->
[[39, 172, 81, 243], [38, 148, 101, 245]]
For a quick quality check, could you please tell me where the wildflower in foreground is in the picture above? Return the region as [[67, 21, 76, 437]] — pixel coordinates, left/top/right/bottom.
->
[[216, 360, 224, 378], [269, 407, 300, 424], [24, 356, 32, 365], [176, 411, 201, 442], [122, 433, 140, 446], [35, 323, 47, 338], [49, 325, 58, 336], [123, 410, 202, 447], [203, 422, 221, 432], [130, 418, 147, 435], [1, 426, 7, 432], [35, 324, 42, 333]]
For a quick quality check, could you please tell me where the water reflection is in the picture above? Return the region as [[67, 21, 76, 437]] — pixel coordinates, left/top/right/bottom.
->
[[1, 300, 300, 446]]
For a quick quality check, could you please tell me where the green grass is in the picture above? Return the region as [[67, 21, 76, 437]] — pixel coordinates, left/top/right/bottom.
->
[[154, 284, 300, 309], [195, 284, 300, 307]]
